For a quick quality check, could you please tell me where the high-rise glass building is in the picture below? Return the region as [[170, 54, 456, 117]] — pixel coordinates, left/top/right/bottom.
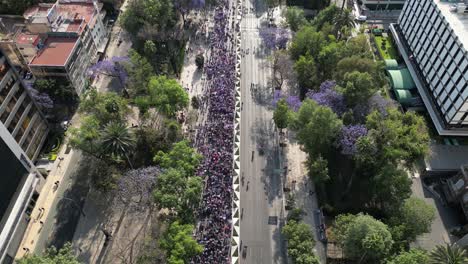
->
[[0, 49, 48, 263], [391, 0, 468, 135]]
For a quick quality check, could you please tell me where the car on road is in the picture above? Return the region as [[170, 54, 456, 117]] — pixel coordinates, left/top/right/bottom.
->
[[242, 245, 247, 258]]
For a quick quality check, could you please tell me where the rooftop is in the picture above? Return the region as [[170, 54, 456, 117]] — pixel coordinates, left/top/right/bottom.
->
[[30, 36, 78, 66], [425, 144, 468, 171], [15, 33, 40, 46], [435, 0, 468, 50]]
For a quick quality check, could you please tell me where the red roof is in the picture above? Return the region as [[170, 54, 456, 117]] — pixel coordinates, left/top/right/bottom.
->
[[16, 33, 40, 46], [30, 37, 78, 66]]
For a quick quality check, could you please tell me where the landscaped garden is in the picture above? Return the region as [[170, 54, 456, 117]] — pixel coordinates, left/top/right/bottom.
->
[[374, 34, 399, 60]]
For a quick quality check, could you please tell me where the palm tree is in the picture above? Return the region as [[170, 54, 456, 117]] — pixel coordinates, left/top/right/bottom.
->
[[100, 122, 136, 168], [429, 244, 468, 264], [333, 8, 355, 40]]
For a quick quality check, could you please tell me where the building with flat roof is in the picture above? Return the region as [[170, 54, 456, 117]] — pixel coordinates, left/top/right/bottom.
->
[[0, 49, 48, 264], [0, 0, 107, 95], [390, 0, 468, 136]]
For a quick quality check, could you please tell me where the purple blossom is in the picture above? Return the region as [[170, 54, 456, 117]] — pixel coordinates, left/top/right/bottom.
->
[[25, 84, 53, 110], [259, 27, 290, 50], [88, 56, 129, 84], [353, 94, 395, 122], [307, 81, 345, 115], [272, 90, 302, 111], [337, 124, 368, 155], [114, 166, 160, 211]]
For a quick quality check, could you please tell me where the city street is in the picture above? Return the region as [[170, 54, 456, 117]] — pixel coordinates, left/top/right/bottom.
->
[[239, 1, 287, 263]]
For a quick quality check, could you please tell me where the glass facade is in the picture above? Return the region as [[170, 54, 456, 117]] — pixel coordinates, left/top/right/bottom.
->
[[399, 0, 468, 125]]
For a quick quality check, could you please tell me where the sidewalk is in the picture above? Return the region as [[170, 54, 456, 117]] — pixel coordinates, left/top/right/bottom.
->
[[284, 135, 327, 263], [15, 144, 79, 259]]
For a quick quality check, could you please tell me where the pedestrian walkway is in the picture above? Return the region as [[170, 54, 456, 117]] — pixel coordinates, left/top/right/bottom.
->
[[284, 135, 327, 262], [15, 145, 77, 259]]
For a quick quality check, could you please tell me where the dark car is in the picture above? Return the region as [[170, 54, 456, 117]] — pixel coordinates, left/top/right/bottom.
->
[[242, 245, 247, 258]]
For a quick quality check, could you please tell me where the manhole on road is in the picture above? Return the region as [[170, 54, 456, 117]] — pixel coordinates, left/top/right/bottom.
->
[[268, 216, 278, 225]]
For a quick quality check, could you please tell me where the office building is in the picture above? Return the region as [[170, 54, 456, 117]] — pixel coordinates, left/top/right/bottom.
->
[[0, 49, 48, 263], [390, 0, 468, 135], [361, 0, 407, 10]]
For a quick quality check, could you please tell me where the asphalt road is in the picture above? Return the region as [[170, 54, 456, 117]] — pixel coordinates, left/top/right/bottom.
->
[[239, 2, 287, 264]]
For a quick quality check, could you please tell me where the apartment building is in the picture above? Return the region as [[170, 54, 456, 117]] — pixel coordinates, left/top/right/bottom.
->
[[390, 0, 468, 135], [0, 50, 48, 264], [0, 0, 107, 95]]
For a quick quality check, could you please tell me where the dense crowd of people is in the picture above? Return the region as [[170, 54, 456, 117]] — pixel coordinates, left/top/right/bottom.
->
[[192, 1, 238, 263]]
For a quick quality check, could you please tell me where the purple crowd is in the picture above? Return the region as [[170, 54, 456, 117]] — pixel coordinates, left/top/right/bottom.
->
[[192, 1, 237, 264]]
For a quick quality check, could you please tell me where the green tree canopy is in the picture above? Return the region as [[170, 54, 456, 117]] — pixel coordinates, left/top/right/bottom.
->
[[152, 168, 202, 222], [125, 49, 155, 97], [273, 99, 290, 130], [340, 71, 376, 106], [282, 220, 320, 264], [365, 108, 430, 165], [334, 56, 381, 82], [18, 243, 81, 264], [312, 5, 340, 31], [334, 213, 393, 261], [308, 155, 330, 183], [289, 26, 327, 60], [79, 89, 129, 124], [294, 54, 319, 90], [100, 122, 136, 167], [289, 99, 342, 157], [137, 75, 189, 116], [387, 249, 430, 264], [153, 140, 202, 177], [282, 7, 308, 31], [159, 221, 203, 264], [391, 197, 436, 242]]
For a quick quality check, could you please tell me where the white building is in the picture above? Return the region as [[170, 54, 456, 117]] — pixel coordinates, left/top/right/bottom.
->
[[390, 0, 468, 136], [0, 49, 48, 264]]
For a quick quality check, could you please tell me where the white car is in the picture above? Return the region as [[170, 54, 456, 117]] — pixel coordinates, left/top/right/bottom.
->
[[356, 15, 367, 22]]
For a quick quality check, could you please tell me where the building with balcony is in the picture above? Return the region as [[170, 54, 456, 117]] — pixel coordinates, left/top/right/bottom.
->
[[0, 0, 107, 95], [0, 50, 48, 264], [390, 0, 468, 136]]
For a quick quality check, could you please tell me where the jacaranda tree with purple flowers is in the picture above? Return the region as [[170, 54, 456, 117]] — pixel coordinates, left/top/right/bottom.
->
[[337, 124, 368, 155], [25, 85, 54, 110], [114, 166, 160, 211], [88, 56, 129, 85], [307, 80, 345, 115], [272, 90, 302, 112], [259, 27, 290, 50]]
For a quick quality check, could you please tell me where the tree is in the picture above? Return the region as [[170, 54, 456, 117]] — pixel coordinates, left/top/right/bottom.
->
[[100, 122, 136, 168], [340, 71, 376, 106], [392, 197, 435, 242], [282, 220, 320, 264], [138, 75, 189, 116], [69, 115, 102, 158], [387, 249, 430, 264], [18, 242, 80, 264], [306, 80, 346, 115], [114, 166, 160, 211], [337, 124, 368, 156], [269, 50, 296, 90], [273, 99, 290, 131], [259, 27, 290, 50], [159, 221, 203, 264], [334, 213, 393, 262], [333, 8, 355, 39], [195, 54, 205, 69], [312, 5, 340, 31], [78, 89, 129, 124], [125, 49, 155, 97], [88, 56, 129, 85], [335, 56, 382, 83], [429, 244, 468, 264], [294, 54, 319, 90], [152, 168, 202, 222], [153, 140, 202, 177], [289, 26, 327, 60], [282, 7, 308, 31], [26, 85, 54, 111], [289, 99, 342, 156], [365, 108, 430, 165], [308, 155, 329, 183]]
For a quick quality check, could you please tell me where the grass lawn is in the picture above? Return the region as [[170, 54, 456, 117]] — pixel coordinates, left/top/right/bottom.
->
[[374, 35, 399, 60]]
